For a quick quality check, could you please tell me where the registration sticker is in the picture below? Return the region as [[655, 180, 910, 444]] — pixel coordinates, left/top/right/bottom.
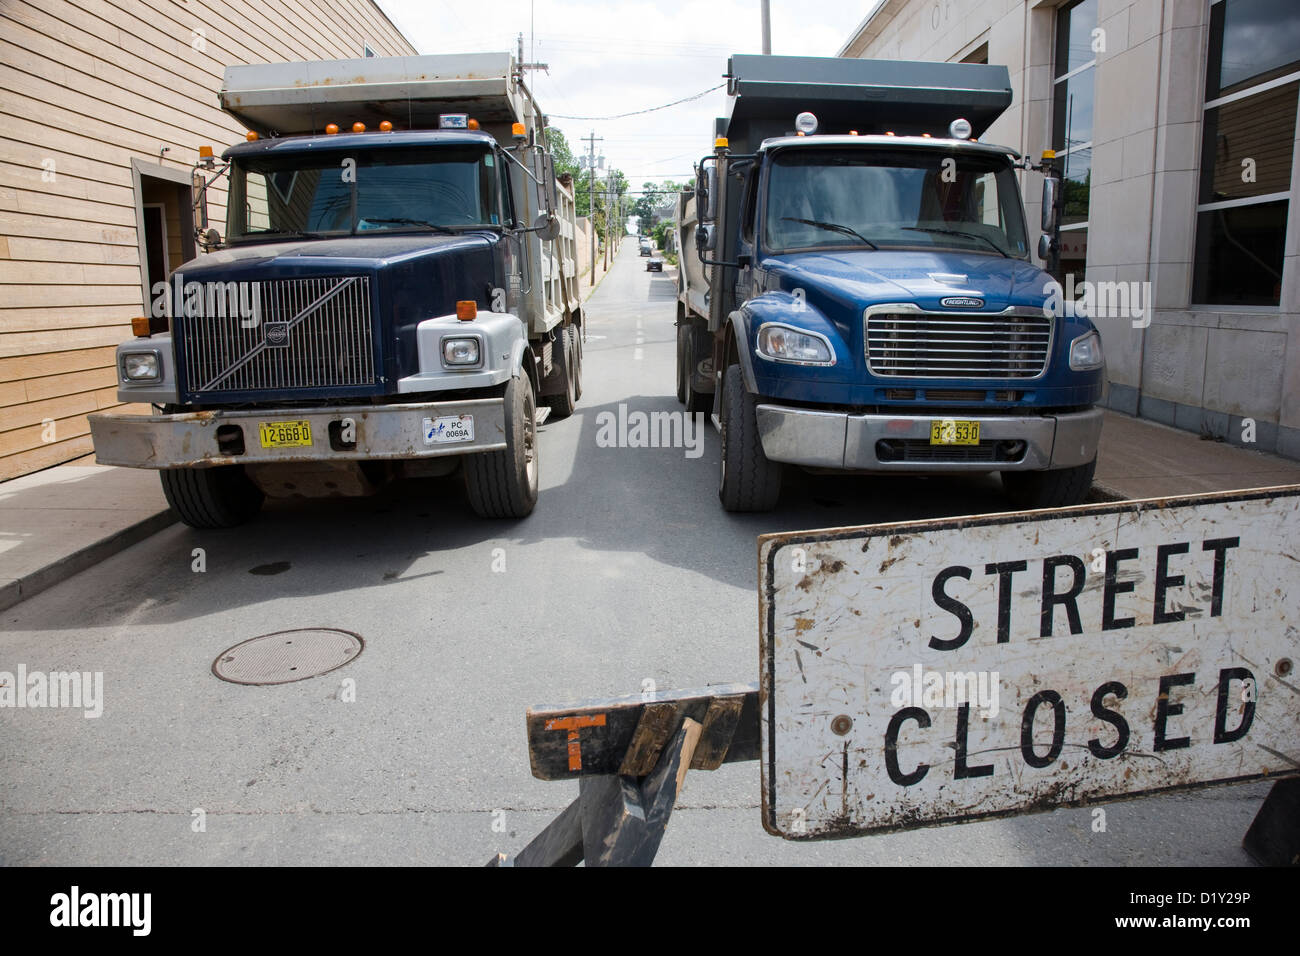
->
[[424, 415, 474, 444]]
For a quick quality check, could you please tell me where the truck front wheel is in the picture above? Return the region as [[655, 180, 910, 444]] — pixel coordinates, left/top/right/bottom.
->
[[160, 465, 264, 529], [1001, 459, 1096, 510], [718, 363, 782, 512], [464, 374, 539, 518]]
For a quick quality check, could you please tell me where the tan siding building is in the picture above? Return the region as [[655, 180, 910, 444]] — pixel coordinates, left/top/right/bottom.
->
[[0, 0, 416, 480]]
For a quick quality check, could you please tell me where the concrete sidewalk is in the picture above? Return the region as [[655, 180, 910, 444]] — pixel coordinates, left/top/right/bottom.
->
[[0, 460, 175, 611], [2, 410, 1299, 611]]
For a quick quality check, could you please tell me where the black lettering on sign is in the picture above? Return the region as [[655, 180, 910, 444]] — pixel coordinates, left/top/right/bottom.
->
[[884, 707, 930, 786], [929, 566, 973, 651], [1101, 547, 1139, 630], [1214, 667, 1256, 744], [1040, 555, 1086, 637], [1087, 681, 1130, 759], [1152, 541, 1190, 624], [1020, 689, 1066, 768], [1154, 672, 1196, 751], [984, 560, 1027, 644], [1202, 537, 1239, 617], [953, 703, 994, 779]]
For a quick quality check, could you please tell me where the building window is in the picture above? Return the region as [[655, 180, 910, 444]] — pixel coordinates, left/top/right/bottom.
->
[[364, 43, 376, 58], [1051, 0, 1097, 279], [1193, 0, 1300, 306]]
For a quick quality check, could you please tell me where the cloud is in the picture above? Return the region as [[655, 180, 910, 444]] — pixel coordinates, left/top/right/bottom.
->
[[377, 0, 882, 183]]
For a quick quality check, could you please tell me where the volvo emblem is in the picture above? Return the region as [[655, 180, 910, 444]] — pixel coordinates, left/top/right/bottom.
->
[[263, 322, 290, 346], [940, 296, 984, 309]]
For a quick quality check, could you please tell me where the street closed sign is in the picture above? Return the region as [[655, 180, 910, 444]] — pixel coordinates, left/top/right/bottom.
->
[[758, 487, 1300, 839]]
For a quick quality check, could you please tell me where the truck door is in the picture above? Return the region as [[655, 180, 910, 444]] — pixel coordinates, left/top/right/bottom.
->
[[496, 152, 524, 317], [736, 164, 759, 304]]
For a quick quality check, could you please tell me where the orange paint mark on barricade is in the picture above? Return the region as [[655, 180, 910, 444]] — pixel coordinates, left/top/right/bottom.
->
[[545, 714, 607, 771]]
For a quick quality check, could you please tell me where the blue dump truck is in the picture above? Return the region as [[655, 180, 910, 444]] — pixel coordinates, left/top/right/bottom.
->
[[89, 53, 583, 527], [677, 55, 1104, 512]]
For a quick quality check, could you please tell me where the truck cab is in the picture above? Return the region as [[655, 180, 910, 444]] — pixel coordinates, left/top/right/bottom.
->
[[681, 55, 1104, 511]]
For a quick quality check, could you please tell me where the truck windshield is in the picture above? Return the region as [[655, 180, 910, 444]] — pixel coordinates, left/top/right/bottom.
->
[[226, 146, 500, 241], [763, 147, 1028, 258]]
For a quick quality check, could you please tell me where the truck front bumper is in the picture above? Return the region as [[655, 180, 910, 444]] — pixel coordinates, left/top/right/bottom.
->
[[88, 399, 506, 469], [754, 405, 1103, 472]]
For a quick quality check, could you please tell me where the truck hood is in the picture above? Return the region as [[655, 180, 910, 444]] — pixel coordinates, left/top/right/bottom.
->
[[766, 249, 1052, 311], [175, 233, 493, 276]]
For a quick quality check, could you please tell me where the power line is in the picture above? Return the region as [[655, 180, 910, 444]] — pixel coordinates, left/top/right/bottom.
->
[[548, 82, 726, 121]]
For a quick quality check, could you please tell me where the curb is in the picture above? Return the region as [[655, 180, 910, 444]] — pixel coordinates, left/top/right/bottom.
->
[[0, 509, 178, 613]]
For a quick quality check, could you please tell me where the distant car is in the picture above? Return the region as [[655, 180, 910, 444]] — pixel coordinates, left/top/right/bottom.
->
[[639, 239, 653, 256], [646, 256, 664, 272]]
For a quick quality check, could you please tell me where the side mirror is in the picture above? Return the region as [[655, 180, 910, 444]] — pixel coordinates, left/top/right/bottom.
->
[[695, 223, 716, 254], [531, 212, 560, 242], [1041, 177, 1059, 232], [1037, 233, 1054, 261], [696, 160, 718, 223]]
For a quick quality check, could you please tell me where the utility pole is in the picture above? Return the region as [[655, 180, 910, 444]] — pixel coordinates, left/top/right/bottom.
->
[[761, 0, 771, 54], [604, 170, 614, 272], [582, 130, 602, 286], [515, 32, 548, 78]]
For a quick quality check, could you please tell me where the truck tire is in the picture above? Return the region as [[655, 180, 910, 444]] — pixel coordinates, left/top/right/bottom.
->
[[675, 322, 688, 404], [464, 374, 538, 518], [1001, 459, 1096, 510], [160, 465, 264, 529], [684, 331, 713, 416], [718, 363, 781, 512], [542, 327, 577, 420]]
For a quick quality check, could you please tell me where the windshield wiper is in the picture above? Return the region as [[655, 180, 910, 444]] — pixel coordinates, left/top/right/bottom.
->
[[781, 217, 878, 250], [359, 218, 461, 233], [901, 226, 1010, 258]]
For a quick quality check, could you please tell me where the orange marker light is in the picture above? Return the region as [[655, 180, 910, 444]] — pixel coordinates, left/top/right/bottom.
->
[[245, 131, 258, 142], [511, 122, 526, 138], [379, 120, 393, 132], [455, 300, 477, 321], [467, 118, 480, 130], [352, 122, 366, 133], [325, 123, 339, 135], [198, 145, 214, 158], [714, 137, 728, 148], [131, 316, 151, 337]]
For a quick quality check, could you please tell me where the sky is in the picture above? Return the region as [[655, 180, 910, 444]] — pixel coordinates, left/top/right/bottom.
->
[[377, 0, 884, 192]]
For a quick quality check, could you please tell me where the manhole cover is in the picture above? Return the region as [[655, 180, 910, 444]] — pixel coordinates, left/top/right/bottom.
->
[[212, 628, 363, 685]]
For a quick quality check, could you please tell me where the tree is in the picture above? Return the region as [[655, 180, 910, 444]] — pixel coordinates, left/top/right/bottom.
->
[[546, 126, 628, 242]]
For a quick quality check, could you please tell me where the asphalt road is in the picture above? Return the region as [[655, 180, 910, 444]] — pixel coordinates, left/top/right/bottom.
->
[[0, 242, 1267, 865]]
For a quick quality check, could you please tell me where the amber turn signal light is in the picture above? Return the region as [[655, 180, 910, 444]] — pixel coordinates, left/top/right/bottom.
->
[[455, 300, 477, 321], [131, 316, 152, 337]]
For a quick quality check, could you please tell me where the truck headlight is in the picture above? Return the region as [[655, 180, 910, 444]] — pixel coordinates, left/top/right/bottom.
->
[[442, 336, 481, 367], [1068, 330, 1104, 371], [120, 350, 161, 382], [756, 324, 835, 365]]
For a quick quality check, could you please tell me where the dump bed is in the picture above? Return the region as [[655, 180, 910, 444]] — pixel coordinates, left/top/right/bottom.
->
[[220, 53, 532, 141], [719, 54, 1013, 151]]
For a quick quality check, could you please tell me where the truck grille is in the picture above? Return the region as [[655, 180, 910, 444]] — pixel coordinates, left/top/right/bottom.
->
[[179, 275, 375, 394], [866, 310, 1051, 379]]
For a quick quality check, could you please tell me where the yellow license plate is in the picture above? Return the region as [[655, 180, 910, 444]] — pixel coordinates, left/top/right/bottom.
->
[[930, 419, 980, 445], [258, 420, 313, 448]]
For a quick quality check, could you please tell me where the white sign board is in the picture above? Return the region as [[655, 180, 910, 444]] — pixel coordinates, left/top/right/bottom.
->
[[758, 487, 1300, 839]]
